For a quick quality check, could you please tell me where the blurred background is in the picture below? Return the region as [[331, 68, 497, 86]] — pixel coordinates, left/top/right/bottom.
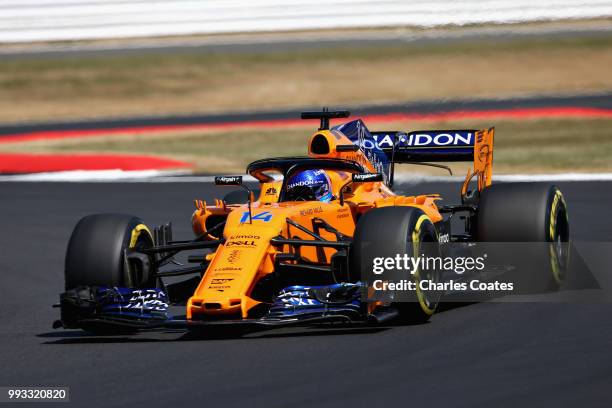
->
[[0, 0, 611, 176]]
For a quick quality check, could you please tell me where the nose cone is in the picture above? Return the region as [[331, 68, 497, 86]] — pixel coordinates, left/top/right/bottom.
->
[[188, 210, 284, 319]]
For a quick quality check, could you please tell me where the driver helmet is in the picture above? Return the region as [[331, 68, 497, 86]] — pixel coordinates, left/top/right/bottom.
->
[[286, 169, 333, 202]]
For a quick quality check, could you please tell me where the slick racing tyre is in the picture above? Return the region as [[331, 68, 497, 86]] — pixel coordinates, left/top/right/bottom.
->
[[352, 206, 441, 323], [65, 214, 156, 290], [477, 183, 570, 291]]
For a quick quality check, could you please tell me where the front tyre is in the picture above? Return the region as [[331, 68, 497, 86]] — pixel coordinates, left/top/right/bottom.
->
[[352, 207, 441, 323], [64, 213, 156, 290]]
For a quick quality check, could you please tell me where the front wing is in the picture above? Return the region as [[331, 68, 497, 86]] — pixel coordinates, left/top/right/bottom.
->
[[54, 283, 398, 334]]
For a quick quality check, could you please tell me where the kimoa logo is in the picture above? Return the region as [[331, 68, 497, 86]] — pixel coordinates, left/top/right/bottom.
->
[[372, 132, 473, 149], [230, 234, 260, 239]]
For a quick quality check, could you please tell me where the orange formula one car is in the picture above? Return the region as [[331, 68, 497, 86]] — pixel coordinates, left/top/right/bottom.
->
[[55, 110, 570, 334]]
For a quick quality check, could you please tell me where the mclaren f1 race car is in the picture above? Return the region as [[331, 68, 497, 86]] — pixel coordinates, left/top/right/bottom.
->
[[54, 109, 570, 334]]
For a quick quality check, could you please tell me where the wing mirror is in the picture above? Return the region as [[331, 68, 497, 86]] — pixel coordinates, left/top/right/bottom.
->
[[340, 173, 383, 206], [215, 176, 254, 223]]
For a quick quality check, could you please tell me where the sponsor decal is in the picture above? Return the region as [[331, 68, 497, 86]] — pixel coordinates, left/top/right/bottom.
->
[[213, 266, 242, 272], [337, 206, 351, 218], [226, 240, 256, 247], [227, 249, 241, 264], [372, 131, 474, 149], [373, 133, 395, 149], [215, 175, 242, 185], [300, 206, 323, 217], [288, 179, 321, 188], [210, 278, 234, 285], [281, 296, 319, 306], [122, 290, 168, 311], [353, 173, 383, 182], [478, 144, 490, 163], [209, 278, 235, 291], [229, 234, 261, 240], [265, 187, 278, 195]]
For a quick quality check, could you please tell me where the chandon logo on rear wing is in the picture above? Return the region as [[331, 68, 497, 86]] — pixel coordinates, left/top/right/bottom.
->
[[370, 130, 477, 162], [331, 118, 494, 191]]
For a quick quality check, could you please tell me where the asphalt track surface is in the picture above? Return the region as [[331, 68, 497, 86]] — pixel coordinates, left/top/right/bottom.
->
[[1, 180, 611, 407]]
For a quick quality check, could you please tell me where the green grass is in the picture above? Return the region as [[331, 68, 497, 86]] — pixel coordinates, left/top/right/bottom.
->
[[1, 34, 611, 123], [493, 119, 612, 171], [15, 118, 612, 173], [1, 35, 608, 96]]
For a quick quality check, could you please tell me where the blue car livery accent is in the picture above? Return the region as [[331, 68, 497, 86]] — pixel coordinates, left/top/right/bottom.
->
[[332, 119, 391, 185], [96, 287, 169, 320], [286, 169, 333, 202], [266, 283, 362, 319]]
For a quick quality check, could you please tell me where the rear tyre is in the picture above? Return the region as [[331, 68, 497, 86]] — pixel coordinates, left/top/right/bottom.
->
[[352, 207, 441, 324], [477, 183, 570, 290], [65, 213, 156, 290]]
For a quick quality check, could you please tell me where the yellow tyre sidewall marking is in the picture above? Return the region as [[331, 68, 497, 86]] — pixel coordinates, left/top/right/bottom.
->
[[549, 190, 567, 286], [411, 214, 436, 316], [129, 224, 153, 249]]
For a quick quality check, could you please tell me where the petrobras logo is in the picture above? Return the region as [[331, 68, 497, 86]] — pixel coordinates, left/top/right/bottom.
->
[[353, 173, 383, 183], [215, 175, 242, 185], [372, 131, 474, 149]]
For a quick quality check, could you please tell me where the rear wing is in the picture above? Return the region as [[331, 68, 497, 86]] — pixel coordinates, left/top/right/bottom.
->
[[371, 128, 495, 193], [303, 111, 494, 193]]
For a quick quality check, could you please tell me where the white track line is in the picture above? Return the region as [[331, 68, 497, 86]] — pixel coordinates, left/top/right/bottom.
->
[[0, 169, 191, 182], [1, 170, 612, 183]]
